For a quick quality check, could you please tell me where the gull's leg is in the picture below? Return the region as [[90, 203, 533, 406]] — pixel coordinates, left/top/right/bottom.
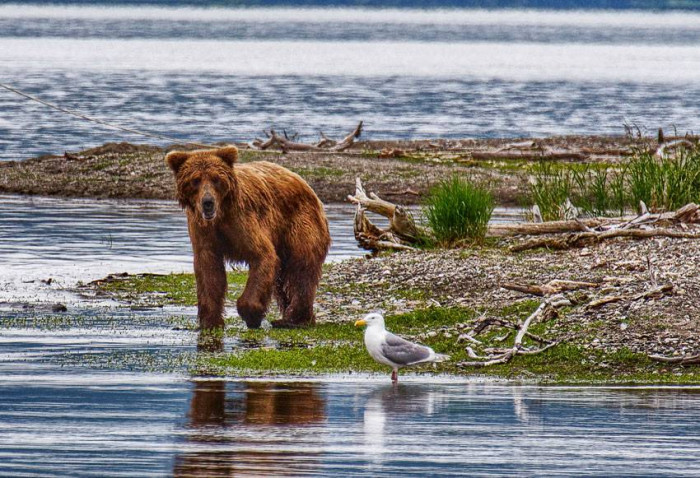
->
[[391, 368, 398, 383]]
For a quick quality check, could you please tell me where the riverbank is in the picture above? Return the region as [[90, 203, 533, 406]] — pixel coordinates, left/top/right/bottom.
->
[[87, 229, 700, 384], [0, 135, 654, 206]]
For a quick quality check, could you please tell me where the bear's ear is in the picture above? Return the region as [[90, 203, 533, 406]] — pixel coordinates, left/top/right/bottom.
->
[[165, 151, 189, 174], [216, 146, 238, 167]]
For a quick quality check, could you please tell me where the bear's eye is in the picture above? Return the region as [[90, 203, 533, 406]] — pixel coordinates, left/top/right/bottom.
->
[[211, 176, 221, 187], [191, 178, 201, 188]]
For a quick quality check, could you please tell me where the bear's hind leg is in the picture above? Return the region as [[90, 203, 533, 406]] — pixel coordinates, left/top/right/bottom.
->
[[272, 260, 321, 328], [273, 274, 291, 317]]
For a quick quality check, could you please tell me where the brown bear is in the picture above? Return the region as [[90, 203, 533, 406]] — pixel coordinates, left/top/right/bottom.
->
[[165, 146, 330, 329]]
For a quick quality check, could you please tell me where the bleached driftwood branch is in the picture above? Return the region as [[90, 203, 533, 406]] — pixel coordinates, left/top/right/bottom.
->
[[347, 178, 425, 252], [510, 227, 700, 252], [250, 121, 363, 153], [458, 302, 556, 367], [502, 279, 600, 297], [648, 353, 700, 365]]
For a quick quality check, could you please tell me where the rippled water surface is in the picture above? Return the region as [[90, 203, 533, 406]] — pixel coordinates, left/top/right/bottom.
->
[[3, 375, 700, 477], [1, 5, 700, 160]]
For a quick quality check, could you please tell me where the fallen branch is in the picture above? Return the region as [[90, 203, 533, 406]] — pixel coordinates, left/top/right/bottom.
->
[[469, 150, 586, 161], [488, 218, 607, 237], [648, 353, 700, 365], [348, 178, 425, 251], [459, 302, 551, 367], [632, 283, 673, 301], [502, 279, 599, 296], [586, 283, 673, 309], [511, 228, 700, 252], [587, 295, 625, 309], [331, 121, 363, 151], [249, 122, 363, 153]]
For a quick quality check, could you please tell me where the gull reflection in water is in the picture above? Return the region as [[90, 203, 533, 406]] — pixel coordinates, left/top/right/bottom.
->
[[363, 385, 446, 463], [174, 380, 326, 477]]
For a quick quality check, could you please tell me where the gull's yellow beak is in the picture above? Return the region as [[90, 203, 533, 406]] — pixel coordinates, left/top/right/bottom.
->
[[354, 319, 367, 327]]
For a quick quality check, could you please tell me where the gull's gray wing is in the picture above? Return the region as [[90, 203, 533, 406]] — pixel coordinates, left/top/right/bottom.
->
[[381, 332, 432, 366]]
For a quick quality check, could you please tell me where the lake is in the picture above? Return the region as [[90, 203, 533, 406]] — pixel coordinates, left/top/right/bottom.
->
[[1, 4, 700, 160]]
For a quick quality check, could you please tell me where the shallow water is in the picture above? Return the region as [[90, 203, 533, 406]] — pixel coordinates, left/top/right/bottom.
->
[[2, 5, 700, 160], [0, 194, 525, 302]]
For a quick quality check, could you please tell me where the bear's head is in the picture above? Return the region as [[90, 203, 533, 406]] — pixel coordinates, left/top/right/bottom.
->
[[165, 146, 238, 223]]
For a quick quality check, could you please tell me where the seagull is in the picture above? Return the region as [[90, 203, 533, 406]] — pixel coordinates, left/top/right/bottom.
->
[[354, 312, 449, 383]]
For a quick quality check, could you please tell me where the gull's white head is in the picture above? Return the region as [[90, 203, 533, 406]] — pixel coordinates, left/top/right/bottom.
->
[[354, 312, 385, 329]]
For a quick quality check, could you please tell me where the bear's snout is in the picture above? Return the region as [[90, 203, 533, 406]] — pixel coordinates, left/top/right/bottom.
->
[[201, 194, 216, 220]]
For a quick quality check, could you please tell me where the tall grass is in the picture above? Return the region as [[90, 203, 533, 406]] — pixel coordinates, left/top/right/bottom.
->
[[626, 149, 700, 210], [423, 176, 494, 245], [529, 144, 700, 220]]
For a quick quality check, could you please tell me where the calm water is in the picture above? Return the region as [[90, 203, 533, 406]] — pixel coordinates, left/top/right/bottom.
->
[[0, 195, 364, 302], [3, 374, 700, 476], [2, 5, 700, 160]]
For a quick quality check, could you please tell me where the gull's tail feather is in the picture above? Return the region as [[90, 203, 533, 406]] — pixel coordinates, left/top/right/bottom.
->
[[433, 353, 450, 363]]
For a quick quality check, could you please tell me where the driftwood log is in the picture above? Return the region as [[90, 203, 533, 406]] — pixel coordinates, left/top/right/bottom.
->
[[250, 121, 363, 153], [511, 227, 700, 252], [347, 178, 424, 252], [502, 279, 599, 296]]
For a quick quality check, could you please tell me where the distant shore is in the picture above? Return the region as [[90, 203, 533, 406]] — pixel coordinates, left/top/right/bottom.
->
[[0, 135, 654, 206]]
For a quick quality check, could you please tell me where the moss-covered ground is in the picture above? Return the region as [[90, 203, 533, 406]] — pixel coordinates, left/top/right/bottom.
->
[[95, 273, 700, 384]]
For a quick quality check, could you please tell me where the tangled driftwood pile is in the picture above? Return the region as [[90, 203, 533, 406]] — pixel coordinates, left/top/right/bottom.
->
[[349, 174, 700, 254]]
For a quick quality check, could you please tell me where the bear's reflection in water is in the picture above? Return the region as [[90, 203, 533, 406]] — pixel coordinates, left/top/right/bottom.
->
[[174, 381, 326, 477]]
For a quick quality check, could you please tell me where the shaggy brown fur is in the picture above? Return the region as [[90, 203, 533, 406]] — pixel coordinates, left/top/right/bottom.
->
[[166, 146, 331, 329]]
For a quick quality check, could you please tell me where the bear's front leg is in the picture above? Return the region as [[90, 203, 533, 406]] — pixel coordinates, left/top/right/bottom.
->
[[193, 248, 227, 329], [237, 255, 277, 329]]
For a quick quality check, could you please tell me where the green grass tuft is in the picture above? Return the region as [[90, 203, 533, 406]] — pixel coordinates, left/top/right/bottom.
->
[[423, 175, 494, 245]]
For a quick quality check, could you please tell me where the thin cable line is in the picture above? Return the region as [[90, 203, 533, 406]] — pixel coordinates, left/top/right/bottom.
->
[[0, 82, 217, 149]]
